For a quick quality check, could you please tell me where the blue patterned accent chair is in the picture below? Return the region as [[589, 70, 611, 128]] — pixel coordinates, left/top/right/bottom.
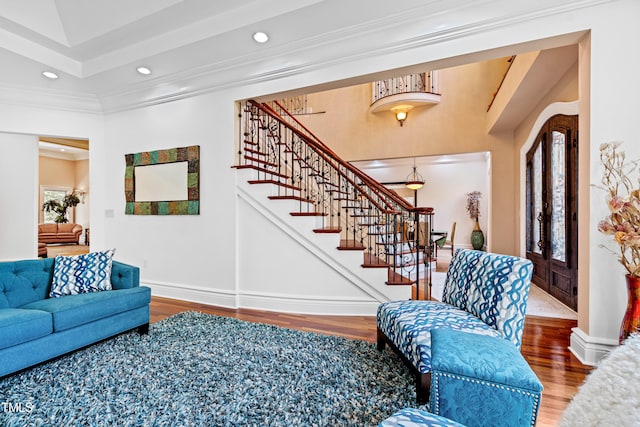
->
[[377, 248, 534, 402], [430, 328, 543, 427], [379, 408, 465, 427]]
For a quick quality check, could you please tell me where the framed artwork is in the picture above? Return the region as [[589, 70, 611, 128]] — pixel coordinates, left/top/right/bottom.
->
[[124, 145, 200, 215]]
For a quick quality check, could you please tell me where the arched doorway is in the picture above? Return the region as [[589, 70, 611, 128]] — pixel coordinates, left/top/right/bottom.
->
[[525, 114, 578, 310]]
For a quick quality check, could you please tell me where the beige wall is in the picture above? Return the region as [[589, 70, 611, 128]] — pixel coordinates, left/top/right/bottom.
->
[[297, 58, 528, 255], [39, 156, 75, 189], [38, 156, 90, 227], [513, 61, 579, 251]]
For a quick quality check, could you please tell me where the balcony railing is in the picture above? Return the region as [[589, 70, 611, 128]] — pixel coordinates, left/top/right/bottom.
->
[[372, 72, 439, 104]]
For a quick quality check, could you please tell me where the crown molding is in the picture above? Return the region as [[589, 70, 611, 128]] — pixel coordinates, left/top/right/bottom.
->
[[39, 149, 89, 161], [99, 0, 611, 113], [0, 83, 102, 114]]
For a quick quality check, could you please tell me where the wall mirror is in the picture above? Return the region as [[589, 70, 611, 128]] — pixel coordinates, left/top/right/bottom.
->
[[124, 145, 199, 215]]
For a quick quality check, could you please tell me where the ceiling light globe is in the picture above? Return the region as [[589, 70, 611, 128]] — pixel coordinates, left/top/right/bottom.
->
[[406, 181, 424, 190], [137, 67, 152, 75]]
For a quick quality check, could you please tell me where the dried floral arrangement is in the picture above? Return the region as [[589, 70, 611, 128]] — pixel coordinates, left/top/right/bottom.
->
[[597, 142, 640, 277], [465, 191, 482, 221]]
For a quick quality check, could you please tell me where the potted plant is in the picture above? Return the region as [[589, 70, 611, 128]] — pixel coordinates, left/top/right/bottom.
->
[[42, 193, 81, 224], [466, 191, 484, 250], [597, 142, 640, 343]]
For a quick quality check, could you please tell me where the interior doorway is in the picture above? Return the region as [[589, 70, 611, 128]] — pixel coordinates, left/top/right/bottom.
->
[[525, 114, 578, 310], [38, 137, 90, 247]]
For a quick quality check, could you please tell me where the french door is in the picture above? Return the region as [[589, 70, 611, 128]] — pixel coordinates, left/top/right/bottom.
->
[[526, 115, 578, 310]]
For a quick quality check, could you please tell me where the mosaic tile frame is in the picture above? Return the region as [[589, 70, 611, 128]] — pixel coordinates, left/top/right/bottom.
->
[[125, 145, 200, 215]]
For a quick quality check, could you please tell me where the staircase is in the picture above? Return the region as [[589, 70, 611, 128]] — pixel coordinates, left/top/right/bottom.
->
[[234, 100, 434, 303]]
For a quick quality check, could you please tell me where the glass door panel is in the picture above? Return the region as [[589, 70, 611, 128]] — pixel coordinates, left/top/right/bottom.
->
[[532, 145, 543, 255], [550, 131, 566, 262]]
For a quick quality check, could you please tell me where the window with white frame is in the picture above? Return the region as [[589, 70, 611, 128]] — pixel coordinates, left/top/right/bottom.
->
[[40, 186, 73, 223]]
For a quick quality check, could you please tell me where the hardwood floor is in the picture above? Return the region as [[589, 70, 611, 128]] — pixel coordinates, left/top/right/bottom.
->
[[150, 296, 591, 426]]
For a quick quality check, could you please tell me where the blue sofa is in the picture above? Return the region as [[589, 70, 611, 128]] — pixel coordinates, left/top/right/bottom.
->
[[0, 257, 151, 377]]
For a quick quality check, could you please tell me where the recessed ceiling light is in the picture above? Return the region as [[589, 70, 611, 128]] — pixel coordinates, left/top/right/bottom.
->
[[60, 148, 66, 152], [42, 71, 59, 79], [137, 66, 152, 75], [252, 31, 269, 43]]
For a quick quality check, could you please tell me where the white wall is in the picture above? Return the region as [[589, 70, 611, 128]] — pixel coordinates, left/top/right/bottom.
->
[[0, 104, 104, 258], [0, 133, 38, 260], [352, 153, 491, 251], [102, 93, 238, 298], [584, 3, 640, 350]]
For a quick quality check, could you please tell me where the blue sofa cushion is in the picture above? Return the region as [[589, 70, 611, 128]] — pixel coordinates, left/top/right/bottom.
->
[[377, 300, 501, 374], [21, 286, 151, 332], [111, 261, 140, 290], [431, 328, 543, 391], [0, 258, 55, 308], [0, 308, 52, 350], [50, 249, 115, 298], [378, 408, 466, 427]]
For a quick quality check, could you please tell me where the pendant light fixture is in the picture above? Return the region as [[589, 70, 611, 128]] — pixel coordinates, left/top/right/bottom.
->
[[405, 158, 425, 190]]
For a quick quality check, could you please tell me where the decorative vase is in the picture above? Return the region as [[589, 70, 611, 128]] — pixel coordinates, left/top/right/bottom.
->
[[619, 274, 640, 344], [470, 219, 484, 251]]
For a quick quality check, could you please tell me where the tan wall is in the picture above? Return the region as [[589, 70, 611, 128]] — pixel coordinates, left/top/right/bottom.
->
[[298, 59, 521, 255], [512, 60, 579, 251], [39, 156, 76, 189], [74, 159, 90, 230], [38, 156, 90, 227]]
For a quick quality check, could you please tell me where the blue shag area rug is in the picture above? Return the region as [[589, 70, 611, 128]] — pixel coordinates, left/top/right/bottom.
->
[[0, 311, 423, 426]]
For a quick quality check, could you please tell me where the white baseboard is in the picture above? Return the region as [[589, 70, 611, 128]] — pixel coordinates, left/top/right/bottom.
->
[[143, 280, 237, 309], [569, 327, 617, 366], [144, 280, 381, 316], [237, 291, 379, 316]]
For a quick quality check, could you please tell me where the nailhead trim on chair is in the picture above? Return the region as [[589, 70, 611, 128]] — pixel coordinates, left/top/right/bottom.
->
[[432, 372, 541, 427]]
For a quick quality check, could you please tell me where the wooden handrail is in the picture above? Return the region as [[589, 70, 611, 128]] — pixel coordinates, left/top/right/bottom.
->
[[250, 100, 396, 214], [253, 100, 421, 214]]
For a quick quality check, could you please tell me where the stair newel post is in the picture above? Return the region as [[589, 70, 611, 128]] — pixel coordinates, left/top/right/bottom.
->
[[414, 209, 421, 300]]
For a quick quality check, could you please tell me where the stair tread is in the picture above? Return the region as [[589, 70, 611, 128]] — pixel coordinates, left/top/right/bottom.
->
[[247, 180, 301, 192], [386, 270, 415, 286], [337, 240, 365, 251], [362, 253, 389, 268], [234, 164, 288, 179], [290, 212, 327, 216], [313, 227, 342, 233], [268, 195, 314, 203], [244, 155, 278, 168]]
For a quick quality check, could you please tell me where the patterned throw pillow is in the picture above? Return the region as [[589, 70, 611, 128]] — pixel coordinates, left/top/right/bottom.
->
[[49, 249, 115, 298]]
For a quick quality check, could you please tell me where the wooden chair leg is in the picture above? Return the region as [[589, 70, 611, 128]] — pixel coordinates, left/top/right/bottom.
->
[[377, 327, 386, 351], [416, 372, 431, 404]]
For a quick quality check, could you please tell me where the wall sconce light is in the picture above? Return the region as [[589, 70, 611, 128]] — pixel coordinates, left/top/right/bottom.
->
[[391, 106, 413, 127], [405, 159, 425, 190], [74, 189, 87, 204]]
